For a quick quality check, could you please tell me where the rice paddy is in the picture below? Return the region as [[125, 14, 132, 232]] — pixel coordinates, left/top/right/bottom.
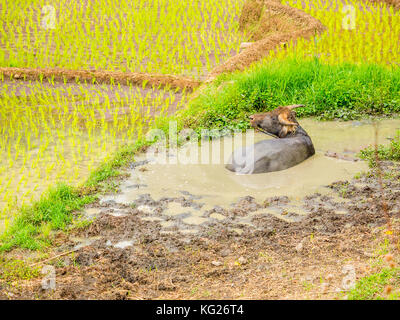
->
[[274, 0, 400, 66], [0, 0, 246, 78], [0, 78, 187, 219]]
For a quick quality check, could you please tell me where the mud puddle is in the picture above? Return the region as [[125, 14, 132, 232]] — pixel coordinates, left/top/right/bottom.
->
[[79, 118, 400, 237], [5, 156, 400, 299]]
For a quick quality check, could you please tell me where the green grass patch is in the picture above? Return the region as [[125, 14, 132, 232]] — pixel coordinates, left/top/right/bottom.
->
[[348, 267, 400, 300], [0, 139, 151, 252], [0, 257, 40, 282], [85, 141, 146, 187], [0, 184, 94, 251], [179, 58, 400, 131], [359, 130, 400, 166]]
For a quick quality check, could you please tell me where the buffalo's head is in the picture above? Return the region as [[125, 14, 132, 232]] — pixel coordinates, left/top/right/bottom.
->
[[249, 104, 304, 138]]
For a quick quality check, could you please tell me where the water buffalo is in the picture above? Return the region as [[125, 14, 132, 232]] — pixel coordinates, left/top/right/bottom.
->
[[226, 105, 315, 174]]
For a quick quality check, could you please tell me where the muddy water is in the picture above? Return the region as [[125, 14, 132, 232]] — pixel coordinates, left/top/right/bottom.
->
[[110, 154, 362, 207], [104, 119, 399, 204], [301, 119, 400, 152], [94, 118, 400, 233]]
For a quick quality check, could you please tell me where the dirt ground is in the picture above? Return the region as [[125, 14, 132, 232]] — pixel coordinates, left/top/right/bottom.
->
[[1, 160, 399, 300]]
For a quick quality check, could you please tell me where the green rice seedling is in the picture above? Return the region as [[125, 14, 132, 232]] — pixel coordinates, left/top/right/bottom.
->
[[0, 0, 246, 79], [276, 0, 400, 67], [0, 79, 188, 228]]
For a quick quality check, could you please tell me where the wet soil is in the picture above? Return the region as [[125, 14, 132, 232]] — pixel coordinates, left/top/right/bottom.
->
[[2, 159, 399, 300]]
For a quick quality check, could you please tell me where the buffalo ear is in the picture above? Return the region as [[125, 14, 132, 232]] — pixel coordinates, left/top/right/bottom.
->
[[278, 111, 297, 126], [278, 126, 289, 138], [279, 124, 298, 138]]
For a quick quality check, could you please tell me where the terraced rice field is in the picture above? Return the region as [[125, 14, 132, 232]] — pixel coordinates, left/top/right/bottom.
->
[[0, 0, 246, 78], [273, 0, 400, 66]]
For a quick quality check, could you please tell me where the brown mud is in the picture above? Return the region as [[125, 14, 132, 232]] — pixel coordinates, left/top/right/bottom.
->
[[2, 154, 399, 299], [0, 67, 201, 92], [97, 119, 398, 211], [2, 119, 400, 299]]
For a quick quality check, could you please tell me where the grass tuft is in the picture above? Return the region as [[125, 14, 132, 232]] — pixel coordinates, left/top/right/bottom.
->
[[0, 184, 94, 251], [0, 139, 150, 252], [360, 130, 400, 166], [348, 267, 400, 300], [179, 58, 400, 131], [0, 257, 40, 282]]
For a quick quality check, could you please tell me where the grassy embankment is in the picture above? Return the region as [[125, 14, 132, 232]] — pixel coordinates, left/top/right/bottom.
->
[[1, 58, 400, 252]]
